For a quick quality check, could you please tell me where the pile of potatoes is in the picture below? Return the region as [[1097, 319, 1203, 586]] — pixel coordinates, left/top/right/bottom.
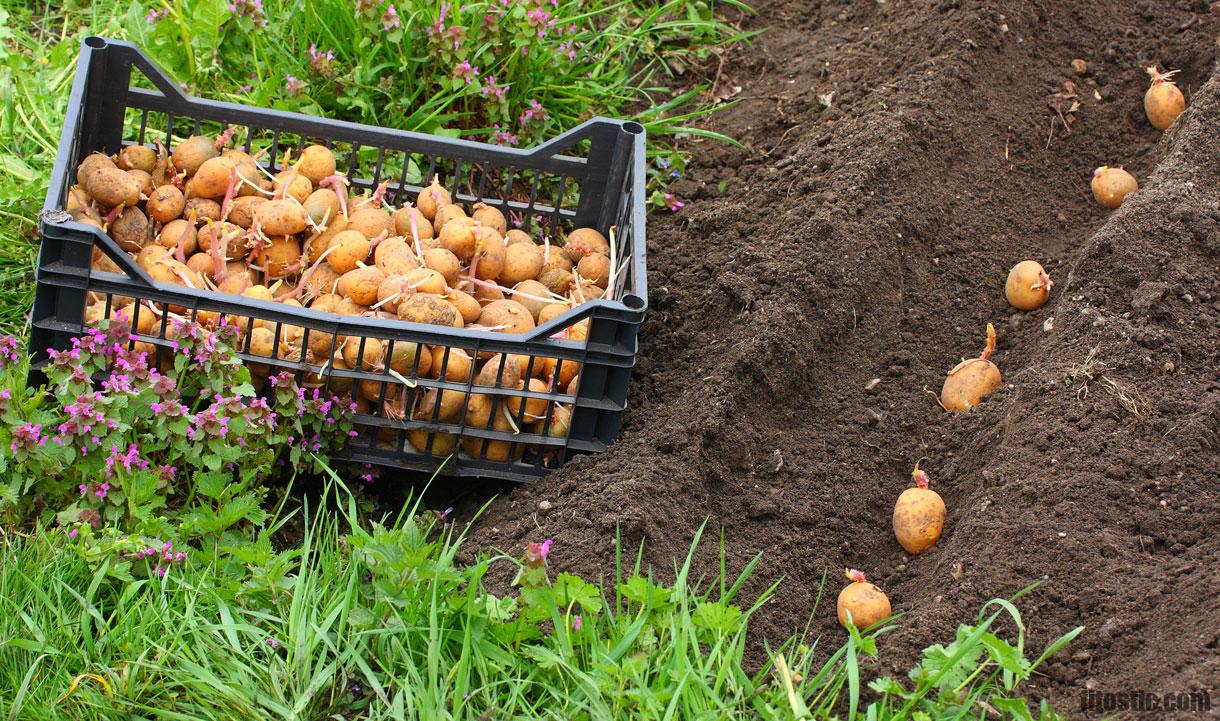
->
[[66, 135, 620, 461]]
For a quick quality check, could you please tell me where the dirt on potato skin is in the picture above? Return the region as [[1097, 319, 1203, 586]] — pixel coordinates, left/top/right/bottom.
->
[[435, 0, 1220, 716]]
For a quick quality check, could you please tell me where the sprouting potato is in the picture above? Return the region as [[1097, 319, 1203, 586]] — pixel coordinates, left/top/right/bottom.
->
[[189, 156, 237, 198], [147, 184, 186, 224], [578, 252, 611, 288], [511, 280, 553, 321], [302, 264, 342, 300], [89, 166, 142, 208], [472, 226, 505, 280], [297, 144, 337, 185], [172, 135, 219, 176], [393, 205, 434, 241], [341, 336, 385, 371], [424, 247, 462, 284], [376, 275, 412, 314], [537, 300, 572, 326], [461, 435, 522, 462], [407, 429, 457, 456], [274, 169, 313, 204], [247, 326, 277, 357], [1144, 66, 1186, 131], [537, 268, 573, 297], [184, 198, 222, 225], [336, 266, 387, 306], [347, 206, 393, 240], [117, 144, 157, 173], [446, 288, 481, 324], [308, 214, 349, 264], [259, 235, 302, 278], [416, 176, 452, 220], [404, 267, 447, 295], [373, 236, 420, 276], [1090, 166, 1137, 209], [498, 242, 544, 285], [476, 354, 522, 389], [196, 221, 243, 256], [398, 293, 460, 327], [1005, 260, 1053, 311], [505, 229, 533, 246], [228, 196, 267, 229], [940, 323, 1001, 412], [438, 219, 476, 262], [127, 169, 155, 197], [303, 188, 342, 227], [326, 230, 370, 274], [415, 387, 466, 422], [471, 202, 507, 235], [433, 204, 468, 235], [387, 340, 431, 376], [563, 227, 609, 262], [479, 299, 536, 334], [109, 206, 151, 252], [429, 346, 475, 383], [892, 464, 946, 555], [837, 570, 891, 629], [255, 199, 309, 236]]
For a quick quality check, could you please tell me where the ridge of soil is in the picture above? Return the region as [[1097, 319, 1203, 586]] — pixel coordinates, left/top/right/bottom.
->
[[446, 1, 1219, 715]]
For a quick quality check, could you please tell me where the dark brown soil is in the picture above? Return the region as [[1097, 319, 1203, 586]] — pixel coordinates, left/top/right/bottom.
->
[[454, 0, 1220, 716]]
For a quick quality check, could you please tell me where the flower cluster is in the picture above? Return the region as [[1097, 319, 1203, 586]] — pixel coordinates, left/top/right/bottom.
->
[[490, 124, 519, 146], [285, 75, 306, 96], [481, 75, 508, 100], [308, 44, 335, 75], [0, 336, 20, 367], [227, 0, 268, 27], [383, 3, 401, 31], [145, 6, 169, 24], [3, 317, 357, 533], [518, 99, 548, 131], [103, 443, 149, 477], [524, 538, 554, 568], [122, 539, 188, 578], [453, 60, 479, 84]]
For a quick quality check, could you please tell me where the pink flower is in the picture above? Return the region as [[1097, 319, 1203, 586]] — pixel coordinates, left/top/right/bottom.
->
[[518, 99, 547, 130], [663, 192, 685, 212], [266, 637, 279, 649], [491, 124, 518, 146], [481, 75, 508, 99], [145, 7, 168, 24], [68, 528, 79, 539], [526, 7, 551, 29], [524, 538, 554, 568], [453, 60, 479, 83], [382, 3, 401, 30], [572, 614, 582, 631], [284, 75, 306, 96]]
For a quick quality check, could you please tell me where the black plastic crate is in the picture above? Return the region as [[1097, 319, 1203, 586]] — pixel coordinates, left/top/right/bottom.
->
[[31, 37, 647, 482]]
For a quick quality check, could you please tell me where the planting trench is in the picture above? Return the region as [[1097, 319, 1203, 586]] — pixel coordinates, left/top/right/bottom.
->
[[431, 0, 1218, 714]]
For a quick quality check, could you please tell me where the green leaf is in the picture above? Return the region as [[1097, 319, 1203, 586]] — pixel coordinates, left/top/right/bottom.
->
[[992, 696, 1035, 721], [913, 624, 986, 690], [981, 631, 1031, 683], [195, 471, 228, 500], [618, 576, 672, 609], [693, 601, 743, 634], [553, 572, 601, 614]]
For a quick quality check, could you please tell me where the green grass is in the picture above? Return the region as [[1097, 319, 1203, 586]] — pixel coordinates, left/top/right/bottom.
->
[[0, 481, 1079, 720]]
